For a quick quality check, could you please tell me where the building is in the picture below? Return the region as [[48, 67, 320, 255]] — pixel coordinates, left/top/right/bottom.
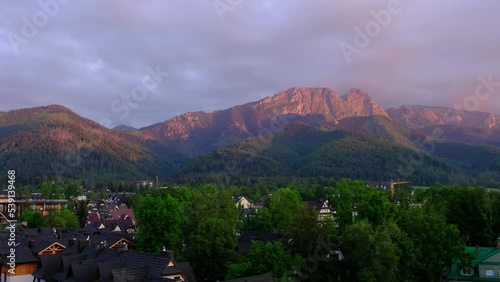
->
[[305, 200, 334, 221], [0, 226, 196, 282], [448, 238, 500, 281], [235, 196, 253, 209], [0, 194, 68, 228]]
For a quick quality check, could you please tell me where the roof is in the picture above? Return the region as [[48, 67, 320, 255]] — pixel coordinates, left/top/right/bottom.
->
[[223, 274, 274, 282], [96, 260, 126, 281], [237, 231, 282, 254], [448, 246, 500, 281], [32, 253, 63, 280], [109, 206, 136, 222], [306, 200, 328, 211], [0, 243, 38, 264], [111, 267, 148, 282], [69, 258, 105, 281], [177, 261, 197, 282]]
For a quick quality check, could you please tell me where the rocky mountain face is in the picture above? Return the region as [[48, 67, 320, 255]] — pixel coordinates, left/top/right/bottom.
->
[[139, 87, 389, 153], [1, 88, 499, 183], [387, 105, 500, 147], [387, 105, 500, 130]]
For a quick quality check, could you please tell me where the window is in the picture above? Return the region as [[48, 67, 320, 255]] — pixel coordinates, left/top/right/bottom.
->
[[485, 269, 494, 277], [460, 267, 474, 276]]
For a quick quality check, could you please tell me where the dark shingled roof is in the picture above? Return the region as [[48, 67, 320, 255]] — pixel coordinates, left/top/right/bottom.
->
[[306, 200, 326, 211], [111, 267, 148, 282], [178, 261, 197, 282], [54, 253, 88, 281], [32, 253, 63, 282], [237, 231, 282, 254], [96, 260, 126, 282], [120, 251, 170, 279], [222, 274, 274, 282], [69, 258, 104, 282], [0, 243, 38, 264], [0, 244, 38, 264]]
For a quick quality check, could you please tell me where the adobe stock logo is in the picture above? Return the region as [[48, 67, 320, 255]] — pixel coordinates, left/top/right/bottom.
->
[[213, 0, 244, 22], [339, 0, 404, 63], [6, 0, 71, 54]]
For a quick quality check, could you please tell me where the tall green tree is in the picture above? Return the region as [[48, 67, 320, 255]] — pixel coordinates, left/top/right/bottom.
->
[[74, 200, 88, 228], [264, 188, 303, 232], [135, 195, 183, 254], [396, 206, 471, 282], [45, 209, 79, 227], [340, 220, 402, 282], [64, 181, 81, 200], [40, 181, 63, 199], [226, 241, 301, 280], [185, 184, 239, 281], [20, 210, 45, 228]]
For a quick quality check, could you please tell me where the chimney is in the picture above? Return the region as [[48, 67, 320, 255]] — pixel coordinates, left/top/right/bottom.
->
[[496, 237, 500, 249], [29, 239, 35, 250], [476, 245, 480, 254], [159, 246, 173, 259]]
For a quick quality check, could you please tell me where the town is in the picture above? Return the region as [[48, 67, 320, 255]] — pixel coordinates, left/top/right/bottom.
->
[[1, 180, 500, 281]]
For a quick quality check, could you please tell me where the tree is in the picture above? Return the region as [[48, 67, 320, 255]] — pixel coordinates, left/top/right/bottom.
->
[[64, 181, 81, 200], [285, 204, 336, 259], [396, 206, 471, 282], [45, 209, 79, 227], [264, 188, 303, 232], [340, 220, 402, 282], [226, 241, 301, 280], [135, 195, 183, 254], [184, 184, 239, 281], [20, 210, 45, 228], [40, 181, 63, 199], [187, 217, 237, 281], [74, 200, 88, 228], [330, 179, 354, 232]]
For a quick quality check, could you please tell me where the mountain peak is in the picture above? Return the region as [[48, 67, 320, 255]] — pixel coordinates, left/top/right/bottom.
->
[[113, 124, 137, 131], [340, 88, 389, 118]]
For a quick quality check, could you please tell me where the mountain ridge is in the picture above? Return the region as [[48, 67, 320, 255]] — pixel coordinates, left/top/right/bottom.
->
[[1, 87, 499, 184]]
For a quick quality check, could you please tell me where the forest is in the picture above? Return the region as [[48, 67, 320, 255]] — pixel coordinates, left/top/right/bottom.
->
[[132, 181, 500, 281]]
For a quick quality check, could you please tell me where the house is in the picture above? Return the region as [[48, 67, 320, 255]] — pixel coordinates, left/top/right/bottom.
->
[[305, 200, 333, 221], [448, 238, 500, 281], [254, 195, 271, 211], [235, 196, 254, 209], [86, 204, 137, 233], [109, 204, 136, 223], [1, 225, 196, 282], [32, 246, 196, 282], [0, 194, 68, 218], [135, 180, 153, 189], [0, 212, 13, 229], [0, 236, 39, 282]]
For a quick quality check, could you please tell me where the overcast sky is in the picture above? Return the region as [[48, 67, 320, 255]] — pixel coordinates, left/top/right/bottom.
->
[[1, 0, 499, 128]]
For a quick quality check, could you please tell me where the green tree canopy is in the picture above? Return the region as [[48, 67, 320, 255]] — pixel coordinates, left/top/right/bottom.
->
[[135, 194, 183, 254], [226, 241, 301, 280]]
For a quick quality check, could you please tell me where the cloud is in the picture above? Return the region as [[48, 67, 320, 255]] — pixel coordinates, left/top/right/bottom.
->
[[0, 0, 499, 128]]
